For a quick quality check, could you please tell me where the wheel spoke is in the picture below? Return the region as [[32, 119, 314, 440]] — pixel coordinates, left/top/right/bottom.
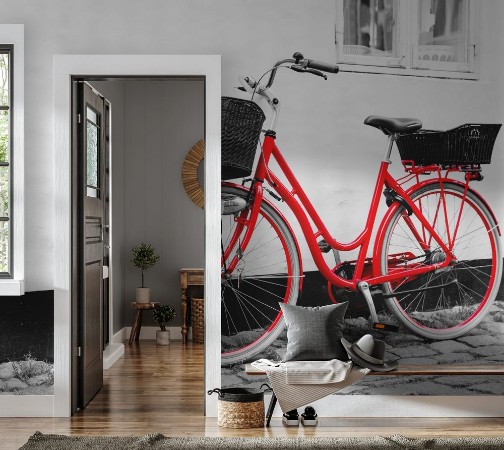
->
[[381, 182, 500, 339], [221, 187, 300, 364]]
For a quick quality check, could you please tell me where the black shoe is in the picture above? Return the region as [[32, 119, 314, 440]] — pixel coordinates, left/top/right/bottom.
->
[[282, 409, 299, 426], [301, 405, 318, 426]]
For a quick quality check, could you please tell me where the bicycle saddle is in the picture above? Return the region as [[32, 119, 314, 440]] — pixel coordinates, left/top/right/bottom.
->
[[364, 116, 422, 135]]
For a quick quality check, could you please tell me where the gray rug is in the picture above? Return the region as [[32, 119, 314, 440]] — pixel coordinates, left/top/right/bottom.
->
[[19, 432, 504, 449]]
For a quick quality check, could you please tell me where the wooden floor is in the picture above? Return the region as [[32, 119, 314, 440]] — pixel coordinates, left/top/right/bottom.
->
[[1, 341, 504, 449]]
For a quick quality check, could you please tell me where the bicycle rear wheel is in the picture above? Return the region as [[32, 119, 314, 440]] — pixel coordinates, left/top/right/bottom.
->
[[221, 185, 301, 365], [378, 181, 502, 340]]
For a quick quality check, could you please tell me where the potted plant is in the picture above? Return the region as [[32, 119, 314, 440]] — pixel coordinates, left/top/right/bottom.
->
[[131, 243, 160, 303], [153, 304, 176, 345]]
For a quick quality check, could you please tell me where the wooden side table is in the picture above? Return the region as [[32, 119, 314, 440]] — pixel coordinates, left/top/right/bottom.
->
[[129, 302, 159, 345], [179, 268, 204, 343]]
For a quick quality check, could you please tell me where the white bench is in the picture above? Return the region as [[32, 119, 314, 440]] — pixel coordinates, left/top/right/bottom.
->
[[245, 363, 504, 426]]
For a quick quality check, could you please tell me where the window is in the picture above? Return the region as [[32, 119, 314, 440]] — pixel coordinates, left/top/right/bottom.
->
[[336, 0, 476, 78], [0, 46, 12, 276], [0, 24, 24, 295]]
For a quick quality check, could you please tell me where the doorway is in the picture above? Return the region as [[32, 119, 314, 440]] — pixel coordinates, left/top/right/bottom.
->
[[54, 55, 221, 418], [70, 76, 207, 413]]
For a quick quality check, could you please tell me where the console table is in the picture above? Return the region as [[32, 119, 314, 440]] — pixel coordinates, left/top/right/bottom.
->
[[179, 268, 204, 343]]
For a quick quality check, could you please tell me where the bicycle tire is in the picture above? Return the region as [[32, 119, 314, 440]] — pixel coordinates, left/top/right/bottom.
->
[[221, 185, 301, 365], [378, 181, 502, 340]]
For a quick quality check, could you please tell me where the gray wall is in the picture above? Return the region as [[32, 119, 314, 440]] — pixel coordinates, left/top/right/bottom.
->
[[91, 80, 205, 332]]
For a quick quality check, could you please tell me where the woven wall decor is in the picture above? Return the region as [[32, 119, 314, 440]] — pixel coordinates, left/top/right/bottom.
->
[[182, 139, 204, 208]]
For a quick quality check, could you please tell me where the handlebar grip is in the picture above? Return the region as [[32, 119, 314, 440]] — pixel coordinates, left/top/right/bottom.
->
[[306, 59, 339, 74]]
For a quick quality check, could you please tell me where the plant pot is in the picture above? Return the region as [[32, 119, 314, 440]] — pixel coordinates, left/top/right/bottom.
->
[[156, 329, 170, 345], [136, 287, 151, 303]]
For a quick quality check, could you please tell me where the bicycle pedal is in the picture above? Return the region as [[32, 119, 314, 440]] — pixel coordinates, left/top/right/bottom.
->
[[317, 239, 331, 253], [373, 323, 399, 332]]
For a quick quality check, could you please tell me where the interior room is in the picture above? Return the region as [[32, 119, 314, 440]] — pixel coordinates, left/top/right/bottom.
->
[[0, 1, 503, 449]]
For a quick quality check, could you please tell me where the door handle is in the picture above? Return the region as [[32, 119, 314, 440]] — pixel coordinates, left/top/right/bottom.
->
[[100, 225, 109, 242]]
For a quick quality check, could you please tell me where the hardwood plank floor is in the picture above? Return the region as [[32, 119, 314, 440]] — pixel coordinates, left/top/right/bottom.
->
[[1, 341, 504, 449]]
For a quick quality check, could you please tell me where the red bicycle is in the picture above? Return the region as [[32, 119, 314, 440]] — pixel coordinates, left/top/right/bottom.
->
[[221, 52, 502, 365]]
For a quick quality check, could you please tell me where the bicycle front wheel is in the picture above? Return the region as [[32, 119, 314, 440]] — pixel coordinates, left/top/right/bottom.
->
[[221, 185, 301, 365], [379, 181, 502, 340]]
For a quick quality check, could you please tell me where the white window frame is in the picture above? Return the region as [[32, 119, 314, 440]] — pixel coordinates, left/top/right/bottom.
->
[[0, 25, 24, 296], [335, 0, 478, 80]]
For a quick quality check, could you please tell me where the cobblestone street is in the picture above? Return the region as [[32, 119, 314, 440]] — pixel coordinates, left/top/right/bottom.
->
[[222, 301, 504, 395]]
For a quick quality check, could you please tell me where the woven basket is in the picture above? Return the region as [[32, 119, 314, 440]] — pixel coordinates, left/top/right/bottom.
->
[[191, 297, 204, 344], [396, 123, 501, 166], [208, 387, 268, 428], [218, 399, 264, 428], [221, 97, 266, 180]]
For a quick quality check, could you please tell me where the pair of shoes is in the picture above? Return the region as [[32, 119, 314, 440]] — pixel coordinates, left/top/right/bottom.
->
[[282, 409, 299, 426], [301, 405, 318, 426], [282, 406, 318, 426]]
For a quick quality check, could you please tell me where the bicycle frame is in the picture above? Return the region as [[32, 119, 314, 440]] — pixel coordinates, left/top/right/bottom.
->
[[231, 133, 461, 292]]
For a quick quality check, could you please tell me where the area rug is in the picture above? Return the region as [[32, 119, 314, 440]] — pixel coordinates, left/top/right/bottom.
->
[[19, 432, 504, 450]]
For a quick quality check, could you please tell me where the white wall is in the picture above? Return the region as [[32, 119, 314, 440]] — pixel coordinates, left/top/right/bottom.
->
[[0, 0, 501, 290], [0, 0, 503, 419]]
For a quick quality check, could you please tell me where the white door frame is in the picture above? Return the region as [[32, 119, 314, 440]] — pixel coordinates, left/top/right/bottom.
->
[[54, 55, 221, 417]]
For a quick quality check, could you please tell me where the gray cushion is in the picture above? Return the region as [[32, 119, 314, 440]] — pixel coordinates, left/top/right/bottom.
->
[[280, 302, 348, 361]]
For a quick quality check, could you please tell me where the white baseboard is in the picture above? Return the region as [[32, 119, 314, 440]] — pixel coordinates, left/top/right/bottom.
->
[[0, 395, 54, 417], [104, 326, 193, 369], [111, 327, 128, 344], [103, 329, 127, 370], [123, 325, 192, 341], [103, 343, 124, 370]]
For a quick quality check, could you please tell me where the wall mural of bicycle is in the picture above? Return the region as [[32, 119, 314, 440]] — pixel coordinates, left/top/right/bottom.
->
[[220, 53, 504, 395]]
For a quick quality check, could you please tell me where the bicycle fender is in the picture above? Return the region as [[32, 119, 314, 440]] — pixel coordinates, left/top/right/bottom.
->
[[372, 179, 501, 278], [221, 181, 305, 291], [405, 179, 501, 237]]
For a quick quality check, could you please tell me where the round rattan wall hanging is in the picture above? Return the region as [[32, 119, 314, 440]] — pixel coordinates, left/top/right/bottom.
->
[[182, 139, 205, 208]]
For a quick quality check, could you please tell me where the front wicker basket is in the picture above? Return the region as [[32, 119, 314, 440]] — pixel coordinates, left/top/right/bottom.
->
[[191, 297, 204, 344], [221, 97, 266, 180]]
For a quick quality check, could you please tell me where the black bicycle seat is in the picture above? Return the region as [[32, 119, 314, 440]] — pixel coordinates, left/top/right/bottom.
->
[[364, 116, 422, 135]]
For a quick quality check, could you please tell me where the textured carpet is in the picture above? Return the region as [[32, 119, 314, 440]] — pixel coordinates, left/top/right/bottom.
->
[[19, 432, 504, 449]]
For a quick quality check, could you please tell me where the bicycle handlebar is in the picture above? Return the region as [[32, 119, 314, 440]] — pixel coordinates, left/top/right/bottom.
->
[[265, 52, 339, 88], [306, 59, 339, 74]]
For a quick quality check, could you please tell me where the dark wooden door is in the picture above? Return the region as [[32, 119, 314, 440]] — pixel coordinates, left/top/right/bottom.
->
[[77, 82, 106, 408]]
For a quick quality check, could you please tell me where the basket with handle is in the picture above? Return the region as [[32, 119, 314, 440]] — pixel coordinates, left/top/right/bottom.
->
[[221, 97, 266, 180], [396, 123, 501, 166], [208, 384, 271, 428]]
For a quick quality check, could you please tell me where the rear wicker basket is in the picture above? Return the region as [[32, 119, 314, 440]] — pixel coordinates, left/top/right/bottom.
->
[[396, 124, 501, 166], [221, 97, 266, 180]]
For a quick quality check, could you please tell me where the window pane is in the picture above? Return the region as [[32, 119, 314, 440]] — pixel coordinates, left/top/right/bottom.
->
[[417, 0, 468, 64], [0, 166, 8, 218], [343, 0, 397, 57], [0, 109, 9, 162], [86, 107, 99, 190], [0, 53, 8, 107], [0, 220, 8, 273]]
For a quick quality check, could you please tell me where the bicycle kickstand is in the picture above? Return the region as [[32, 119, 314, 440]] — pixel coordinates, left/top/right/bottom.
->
[[357, 281, 399, 333]]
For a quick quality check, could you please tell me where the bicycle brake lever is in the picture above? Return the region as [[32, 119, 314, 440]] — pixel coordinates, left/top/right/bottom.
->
[[290, 65, 327, 80], [290, 64, 306, 73], [306, 68, 327, 80]]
